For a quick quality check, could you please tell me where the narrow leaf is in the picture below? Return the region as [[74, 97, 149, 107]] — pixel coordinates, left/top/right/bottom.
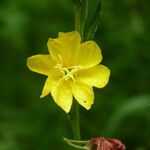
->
[[84, 0, 102, 41]]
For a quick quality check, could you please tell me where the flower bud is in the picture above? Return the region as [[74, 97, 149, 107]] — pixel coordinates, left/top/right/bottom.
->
[[90, 137, 126, 150]]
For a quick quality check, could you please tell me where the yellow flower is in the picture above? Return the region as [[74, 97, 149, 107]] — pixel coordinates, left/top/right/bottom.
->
[[27, 31, 110, 113]]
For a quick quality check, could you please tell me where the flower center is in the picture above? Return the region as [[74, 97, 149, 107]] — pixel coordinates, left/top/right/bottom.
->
[[55, 64, 81, 81]]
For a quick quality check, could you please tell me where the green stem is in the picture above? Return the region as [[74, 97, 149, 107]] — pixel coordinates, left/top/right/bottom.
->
[[67, 0, 86, 141], [64, 138, 88, 150], [64, 137, 89, 144], [68, 100, 81, 140], [74, 0, 87, 39], [67, 0, 87, 147], [75, 5, 83, 37]]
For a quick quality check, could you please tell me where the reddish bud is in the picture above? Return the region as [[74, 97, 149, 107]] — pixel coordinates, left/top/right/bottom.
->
[[90, 137, 126, 150]]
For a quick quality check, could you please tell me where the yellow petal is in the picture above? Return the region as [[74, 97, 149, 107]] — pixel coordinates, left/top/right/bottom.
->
[[40, 68, 63, 98], [75, 65, 110, 88], [27, 54, 55, 76], [74, 41, 102, 69], [72, 81, 94, 110], [40, 76, 51, 98], [47, 31, 81, 67], [51, 79, 73, 113]]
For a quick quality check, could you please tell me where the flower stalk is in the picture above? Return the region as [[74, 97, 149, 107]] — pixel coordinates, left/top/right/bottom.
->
[[68, 100, 81, 140], [63, 137, 90, 150], [68, 0, 88, 142], [74, 0, 88, 39], [68, 0, 102, 147]]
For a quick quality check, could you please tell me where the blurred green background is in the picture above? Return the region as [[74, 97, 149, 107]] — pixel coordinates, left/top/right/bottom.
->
[[0, 0, 150, 149]]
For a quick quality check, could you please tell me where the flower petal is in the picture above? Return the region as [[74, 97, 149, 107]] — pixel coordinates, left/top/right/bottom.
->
[[40, 69, 63, 98], [74, 41, 102, 69], [51, 79, 73, 113], [72, 81, 94, 110], [75, 65, 110, 88], [40, 77, 51, 98], [47, 31, 81, 67], [27, 54, 55, 76]]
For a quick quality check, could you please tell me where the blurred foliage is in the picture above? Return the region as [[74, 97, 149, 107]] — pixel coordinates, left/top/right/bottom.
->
[[0, 0, 150, 149]]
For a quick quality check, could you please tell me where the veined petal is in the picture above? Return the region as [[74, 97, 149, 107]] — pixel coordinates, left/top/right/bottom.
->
[[40, 68, 63, 98], [47, 31, 81, 67], [74, 41, 102, 69], [72, 81, 94, 110], [75, 65, 110, 88], [51, 79, 73, 113], [27, 54, 55, 76]]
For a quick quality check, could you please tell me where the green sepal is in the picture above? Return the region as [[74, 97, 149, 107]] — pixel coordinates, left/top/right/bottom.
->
[[84, 0, 102, 41]]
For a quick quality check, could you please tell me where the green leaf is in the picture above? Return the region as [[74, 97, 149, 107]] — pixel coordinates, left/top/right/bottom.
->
[[84, 0, 102, 41]]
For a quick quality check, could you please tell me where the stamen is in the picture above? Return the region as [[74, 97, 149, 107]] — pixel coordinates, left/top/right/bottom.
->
[[54, 65, 81, 81]]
